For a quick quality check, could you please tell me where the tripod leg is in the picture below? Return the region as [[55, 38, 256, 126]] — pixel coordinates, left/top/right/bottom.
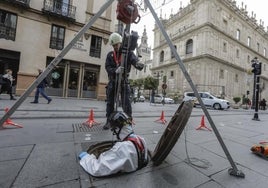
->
[[144, 0, 245, 178], [0, 0, 116, 128]]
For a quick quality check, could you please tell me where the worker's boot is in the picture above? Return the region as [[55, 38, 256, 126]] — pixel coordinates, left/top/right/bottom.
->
[[103, 119, 110, 130]]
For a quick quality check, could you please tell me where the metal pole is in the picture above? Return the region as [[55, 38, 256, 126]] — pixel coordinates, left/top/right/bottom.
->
[[252, 74, 256, 109], [144, 0, 245, 178], [0, 0, 115, 129], [253, 75, 260, 120]]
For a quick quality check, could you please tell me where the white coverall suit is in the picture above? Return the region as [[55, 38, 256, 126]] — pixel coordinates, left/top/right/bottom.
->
[[79, 124, 148, 177]]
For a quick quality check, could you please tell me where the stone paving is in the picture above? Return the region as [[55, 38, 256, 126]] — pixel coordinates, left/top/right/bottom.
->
[[0, 95, 268, 188]]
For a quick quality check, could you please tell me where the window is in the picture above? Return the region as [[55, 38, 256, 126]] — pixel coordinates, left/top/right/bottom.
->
[[0, 10, 17, 41], [257, 43, 260, 52], [186, 39, 193, 54], [223, 42, 227, 52], [61, 0, 70, 16], [236, 29, 240, 40], [160, 50, 164, 62], [50, 25, 65, 50], [171, 45, 177, 58], [220, 69, 224, 79], [90, 35, 102, 58], [223, 19, 228, 25], [235, 74, 238, 82], [170, 70, 174, 77], [247, 55, 250, 63], [247, 36, 251, 47], [236, 49, 240, 58], [264, 48, 267, 57]]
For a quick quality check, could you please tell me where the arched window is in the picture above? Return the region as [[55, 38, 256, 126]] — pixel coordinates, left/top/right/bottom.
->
[[186, 39, 193, 54], [171, 45, 177, 58], [160, 50, 164, 62]]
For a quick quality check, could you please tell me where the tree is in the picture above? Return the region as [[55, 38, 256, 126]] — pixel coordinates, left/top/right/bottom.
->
[[144, 76, 158, 91], [233, 97, 241, 104], [131, 78, 144, 102]]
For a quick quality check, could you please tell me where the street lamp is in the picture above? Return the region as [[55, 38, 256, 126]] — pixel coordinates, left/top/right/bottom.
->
[[251, 57, 262, 121]]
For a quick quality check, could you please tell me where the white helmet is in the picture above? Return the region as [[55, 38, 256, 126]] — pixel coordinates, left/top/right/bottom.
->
[[109, 32, 122, 46]]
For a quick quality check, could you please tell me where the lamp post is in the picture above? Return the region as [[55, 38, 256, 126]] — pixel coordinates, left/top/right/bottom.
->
[[251, 57, 262, 121]]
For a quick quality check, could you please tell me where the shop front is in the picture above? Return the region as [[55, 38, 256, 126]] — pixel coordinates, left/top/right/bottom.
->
[[46, 57, 99, 99]]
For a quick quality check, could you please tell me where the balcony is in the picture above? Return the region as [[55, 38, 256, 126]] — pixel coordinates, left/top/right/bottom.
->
[[42, 0, 76, 22], [3, 0, 30, 8]]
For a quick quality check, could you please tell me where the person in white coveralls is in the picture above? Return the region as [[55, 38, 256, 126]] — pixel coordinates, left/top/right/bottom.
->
[[78, 111, 148, 177]]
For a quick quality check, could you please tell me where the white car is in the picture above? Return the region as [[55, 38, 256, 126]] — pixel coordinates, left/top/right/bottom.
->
[[153, 94, 163, 103], [183, 92, 230, 110], [137, 95, 145, 102], [164, 97, 174, 104], [153, 94, 174, 104]]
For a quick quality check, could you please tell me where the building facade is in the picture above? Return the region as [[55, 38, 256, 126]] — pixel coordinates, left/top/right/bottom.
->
[[0, 0, 118, 100], [152, 0, 268, 101], [129, 26, 152, 80]]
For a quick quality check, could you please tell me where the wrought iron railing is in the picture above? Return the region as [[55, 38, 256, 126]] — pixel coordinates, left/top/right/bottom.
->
[[90, 48, 101, 58], [3, 0, 30, 7], [0, 24, 16, 41], [50, 36, 64, 50], [43, 0, 76, 21]]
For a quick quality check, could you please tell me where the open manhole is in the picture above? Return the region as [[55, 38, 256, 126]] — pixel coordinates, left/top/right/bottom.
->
[[81, 141, 117, 158], [73, 123, 104, 132]]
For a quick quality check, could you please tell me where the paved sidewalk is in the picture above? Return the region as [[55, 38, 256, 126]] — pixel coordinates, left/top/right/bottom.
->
[[0, 95, 268, 188]]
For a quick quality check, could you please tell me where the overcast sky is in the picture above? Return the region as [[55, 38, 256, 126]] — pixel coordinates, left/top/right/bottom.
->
[[131, 0, 267, 47]]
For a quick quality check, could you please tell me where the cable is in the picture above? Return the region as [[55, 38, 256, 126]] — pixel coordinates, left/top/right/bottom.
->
[[183, 124, 212, 169]]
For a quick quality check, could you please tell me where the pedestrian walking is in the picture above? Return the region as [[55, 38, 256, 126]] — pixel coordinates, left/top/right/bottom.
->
[[103, 32, 144, 129], [30, 69, 52, 104], [0, 69, 16, 100], [260, 98, 266, 110]]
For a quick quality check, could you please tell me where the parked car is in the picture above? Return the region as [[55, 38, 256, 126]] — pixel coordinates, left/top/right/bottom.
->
[[183, 92, 230, 110], [137, 95, 145, 102], [154, 94, 163, 103], [164, 97, 174, 104], [153, 94, 174, 104]]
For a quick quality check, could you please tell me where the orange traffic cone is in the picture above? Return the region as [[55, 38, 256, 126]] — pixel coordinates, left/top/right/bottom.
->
[[196, 115, 211, 131], [82, 109, 100, 128], [155, 110, 167, 124], [2, 108, 23, 128]]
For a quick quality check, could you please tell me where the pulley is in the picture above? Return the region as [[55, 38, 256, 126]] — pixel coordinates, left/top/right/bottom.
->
[[116, 0, 141, 24]]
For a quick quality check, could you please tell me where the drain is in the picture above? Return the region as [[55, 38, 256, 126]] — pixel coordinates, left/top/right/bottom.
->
[[73, 123, 104, 132]]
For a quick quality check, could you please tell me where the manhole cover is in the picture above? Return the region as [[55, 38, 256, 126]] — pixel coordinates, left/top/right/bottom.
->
[[73, 123, 104, 132], [151, 101, 193, 166]]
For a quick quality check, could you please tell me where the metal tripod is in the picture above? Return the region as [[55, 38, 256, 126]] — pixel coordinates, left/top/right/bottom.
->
[[0, 0, 245, 178]]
